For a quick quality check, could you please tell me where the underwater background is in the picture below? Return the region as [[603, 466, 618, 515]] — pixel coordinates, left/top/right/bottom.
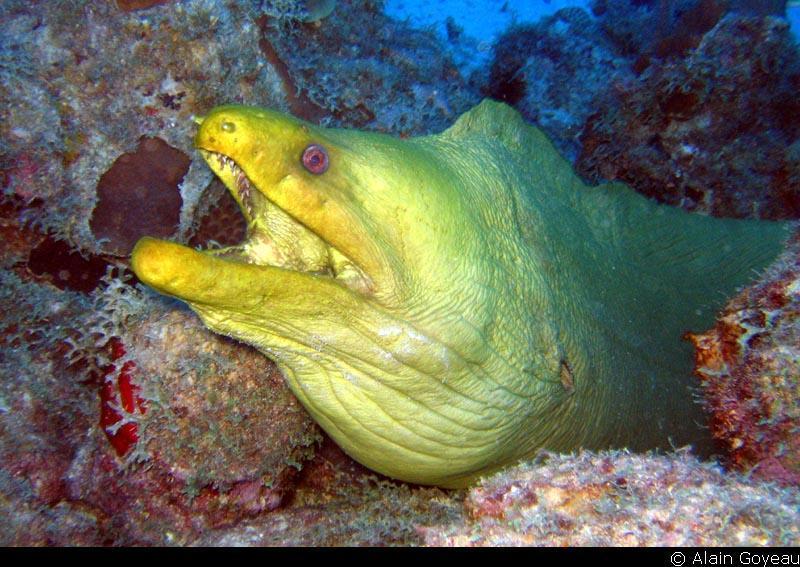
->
[[0, 0, 798, 545]]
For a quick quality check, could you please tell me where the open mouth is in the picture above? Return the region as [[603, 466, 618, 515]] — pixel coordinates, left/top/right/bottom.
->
[[198, 149, 373, 295]]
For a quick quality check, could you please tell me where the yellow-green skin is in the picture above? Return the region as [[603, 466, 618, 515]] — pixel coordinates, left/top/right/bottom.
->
[[131, 100, 789, 488]]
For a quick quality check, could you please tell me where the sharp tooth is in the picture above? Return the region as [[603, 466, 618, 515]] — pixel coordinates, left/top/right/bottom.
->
[[208, 152, 258, 221]]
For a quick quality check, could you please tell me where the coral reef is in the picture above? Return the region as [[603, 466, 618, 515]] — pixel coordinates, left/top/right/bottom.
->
[[0, 0, 798, 546], [27, 235, 112, 293], [1, 0, 278, 252], [261, 0, 337, 22], [688, 235, 800, 485], [0, 269, 108, 543], [0, 262, 321, 544], [0, 0, 476, 545], [121, 306, 321, 491], [0, 0, 476, 254], [200, 439, 464, 546], [421, 452, 800, 546], [259, 0, 477, 133], [590, 0, 786, 62], [116, 0, 172, 12], [486, 2, 799, 219], [590, 0, 729, 61], [577, 13, 800, 219], [483, 0, 799, 487], [484, 7, 634, 161]]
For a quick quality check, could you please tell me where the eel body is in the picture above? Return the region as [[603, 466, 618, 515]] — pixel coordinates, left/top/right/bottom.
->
[[131, 100, 789, 487]]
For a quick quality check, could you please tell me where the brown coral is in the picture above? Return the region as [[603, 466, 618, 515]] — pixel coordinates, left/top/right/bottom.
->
[[188, 178, 247, 248], [90, 137, 187, 256]]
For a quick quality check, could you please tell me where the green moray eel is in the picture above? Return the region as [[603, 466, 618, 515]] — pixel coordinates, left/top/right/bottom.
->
[[131, 100, 790, 488]]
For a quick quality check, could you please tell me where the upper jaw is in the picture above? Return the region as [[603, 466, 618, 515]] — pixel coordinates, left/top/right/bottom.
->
[[199, 149, 259, 224], [197, 148, 374, 296]]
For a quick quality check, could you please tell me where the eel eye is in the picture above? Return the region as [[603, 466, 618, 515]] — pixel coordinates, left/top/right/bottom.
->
[[301, 144, 329, 174]]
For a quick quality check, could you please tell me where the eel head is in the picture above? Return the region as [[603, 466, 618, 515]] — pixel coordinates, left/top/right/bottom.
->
[[131, 105, 502, 487]]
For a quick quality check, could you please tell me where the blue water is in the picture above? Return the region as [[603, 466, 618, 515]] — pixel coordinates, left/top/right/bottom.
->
[[385, 0, 800, 45], [385, 0, 593, 43]]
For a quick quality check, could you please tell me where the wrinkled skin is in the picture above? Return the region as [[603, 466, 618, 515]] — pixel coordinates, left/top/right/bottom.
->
[[132, 101, 789, 487]]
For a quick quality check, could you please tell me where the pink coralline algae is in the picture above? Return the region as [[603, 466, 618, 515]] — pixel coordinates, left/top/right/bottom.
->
[[420, 452, 800, 546], [688, 234, 800, 485]]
